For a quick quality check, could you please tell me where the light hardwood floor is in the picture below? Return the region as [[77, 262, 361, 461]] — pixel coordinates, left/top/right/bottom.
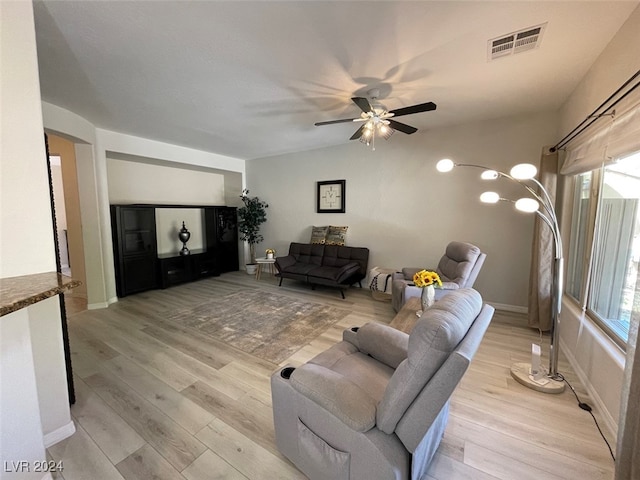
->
[[50, 272, 616, 480]]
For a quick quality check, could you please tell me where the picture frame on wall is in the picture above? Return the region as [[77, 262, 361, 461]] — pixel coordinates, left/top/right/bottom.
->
[[317, 179, 346, 213]]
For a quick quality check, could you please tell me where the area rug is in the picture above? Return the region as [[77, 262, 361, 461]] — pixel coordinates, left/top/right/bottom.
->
[[161, 290, 351, 364]]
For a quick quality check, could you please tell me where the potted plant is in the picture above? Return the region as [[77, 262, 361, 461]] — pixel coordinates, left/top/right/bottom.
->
[[237, 189, 269, 274]]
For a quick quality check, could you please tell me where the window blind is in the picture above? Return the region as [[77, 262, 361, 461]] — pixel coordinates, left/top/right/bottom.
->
[[561, 88, 640, 175]]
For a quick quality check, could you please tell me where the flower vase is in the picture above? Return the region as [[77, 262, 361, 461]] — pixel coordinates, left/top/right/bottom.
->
[[421, 285, 435, 311]]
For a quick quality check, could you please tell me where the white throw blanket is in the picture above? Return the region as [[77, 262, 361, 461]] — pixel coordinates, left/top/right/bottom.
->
[[368, 267, 396, 300]]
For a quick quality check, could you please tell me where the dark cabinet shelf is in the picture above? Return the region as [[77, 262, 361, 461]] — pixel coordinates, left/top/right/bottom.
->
[[158, 249, 220, 289], [205, 206, 239, 273], [111, 204, 238, 297]]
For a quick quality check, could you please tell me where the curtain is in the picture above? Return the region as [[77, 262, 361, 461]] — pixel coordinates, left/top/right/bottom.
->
[[527, 149, 558, 331], [615, 267, 640, 479]]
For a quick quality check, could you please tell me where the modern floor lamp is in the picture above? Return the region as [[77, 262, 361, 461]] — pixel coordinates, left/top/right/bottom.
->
[[436, 158, 565, 393]]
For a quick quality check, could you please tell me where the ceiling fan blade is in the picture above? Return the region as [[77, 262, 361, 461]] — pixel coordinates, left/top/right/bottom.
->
[[351, 97, 373, 114], [315, 117, 360, 126], [388, 119, 418, 135], [388, 101, 437, 117], [350, 124, 366, 140]]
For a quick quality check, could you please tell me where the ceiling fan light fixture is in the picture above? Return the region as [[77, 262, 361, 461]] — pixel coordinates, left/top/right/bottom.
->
[[314, 90, 436, 148], [378, 125, 394, 140]]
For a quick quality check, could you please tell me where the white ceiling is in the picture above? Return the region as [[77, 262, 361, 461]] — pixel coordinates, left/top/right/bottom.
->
[[33, 1, 638, 161]]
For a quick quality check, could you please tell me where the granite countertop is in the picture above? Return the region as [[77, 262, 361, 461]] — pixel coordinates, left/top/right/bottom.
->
[[0, 272, 82, 317]]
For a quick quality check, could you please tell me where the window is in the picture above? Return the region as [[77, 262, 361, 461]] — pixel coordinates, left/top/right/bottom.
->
[[567, 151, 640, 346]]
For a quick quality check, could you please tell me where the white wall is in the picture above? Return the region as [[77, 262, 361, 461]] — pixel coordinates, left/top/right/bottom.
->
[[556, 4, 640, 437], [107, 157, 226, 205], [156, 208, 205, 255], [0, 310, 45, 480], [248, 111, 558, 309], [0, 2, 73, 477], [0, 5, 56, 279]]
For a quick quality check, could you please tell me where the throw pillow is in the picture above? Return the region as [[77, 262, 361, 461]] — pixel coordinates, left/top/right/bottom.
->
[[325, 226, 348, 245], [310, 225, 329, 244]]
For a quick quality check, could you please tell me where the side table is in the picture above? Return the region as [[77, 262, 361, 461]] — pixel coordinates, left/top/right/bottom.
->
[[255, 257, 277, 280], [388, 296, 421, 334]]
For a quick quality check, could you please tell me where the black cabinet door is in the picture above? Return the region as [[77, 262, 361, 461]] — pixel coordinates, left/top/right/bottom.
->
[[205, 206, 239, 273], [111, 206, 158, 297], [158, 255, 192, 289], [121, 208, 156, 255], [123, 255, 159, 294]]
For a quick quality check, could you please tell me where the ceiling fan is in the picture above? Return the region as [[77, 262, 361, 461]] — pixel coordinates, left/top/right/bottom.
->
[[314, 88, 437, 149]]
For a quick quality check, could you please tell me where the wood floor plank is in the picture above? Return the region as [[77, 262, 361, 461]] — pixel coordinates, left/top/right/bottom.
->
[[83, 372, 207, 471], [72, 317, 200, 391], [426, 449, 500, 480], [102, 356, 216, 435], [448, 414, 614, 478], [182, 380, 278, 456], [71, 376, 146, 465], [181, 450, 249, 480], [115, 444, 185, 480], [47, 423, 125, 480], [141, 323, 235, 370], [195, 418, 306, 480], [463, 441, 567, 480], [218, 360, 275, 396]]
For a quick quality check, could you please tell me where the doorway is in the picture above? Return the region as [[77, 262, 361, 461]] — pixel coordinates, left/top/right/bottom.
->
[[49, 155, 71, 276], [46, 134, 88, 314]]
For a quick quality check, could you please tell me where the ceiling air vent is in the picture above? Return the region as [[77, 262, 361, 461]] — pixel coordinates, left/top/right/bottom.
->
[[488, 23, 546, 61]]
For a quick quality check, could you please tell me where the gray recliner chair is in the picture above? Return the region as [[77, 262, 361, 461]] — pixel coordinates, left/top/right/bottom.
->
[[391, 241, 487, 312], [271, 289, 494, 480]]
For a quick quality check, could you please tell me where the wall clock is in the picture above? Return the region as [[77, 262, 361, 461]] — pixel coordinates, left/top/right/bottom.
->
[[317, 180, 346, 213]]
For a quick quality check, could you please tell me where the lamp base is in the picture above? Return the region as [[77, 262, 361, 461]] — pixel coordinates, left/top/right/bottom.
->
[[510, 362, 565, 394]]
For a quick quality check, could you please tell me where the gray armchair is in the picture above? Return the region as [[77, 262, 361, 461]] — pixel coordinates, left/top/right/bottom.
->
[[391, 241, 486, 312], [271, 289, 494, 480]]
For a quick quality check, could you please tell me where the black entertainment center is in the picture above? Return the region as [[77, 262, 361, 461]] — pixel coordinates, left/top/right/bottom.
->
[[110, 204, 239, 297]]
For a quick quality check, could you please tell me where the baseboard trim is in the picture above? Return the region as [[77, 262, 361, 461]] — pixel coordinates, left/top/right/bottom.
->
[[87, 295, 118, 310], [87, 302, 108, 310], [487, 302, 528, 314], [43, 420, 76, 448]]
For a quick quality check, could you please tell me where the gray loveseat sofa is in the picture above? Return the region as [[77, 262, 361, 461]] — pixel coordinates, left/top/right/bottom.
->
[[275, 242, 369, 298], [271, 288, 494, 480]]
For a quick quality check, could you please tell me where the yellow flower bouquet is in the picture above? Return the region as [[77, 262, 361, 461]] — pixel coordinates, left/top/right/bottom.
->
[[412, 270, 442, 288]]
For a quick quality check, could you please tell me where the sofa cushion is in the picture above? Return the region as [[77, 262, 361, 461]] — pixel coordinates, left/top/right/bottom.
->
[[289, 242, 325, 266], [436, 242, 481, 286], [357, 323, 409, 370], [292, 364, 377, 432], [322, 245, 369, 278], [309, 344, 394, 405], [307, 263, 359, 283], [283, 263, 322, 276]]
